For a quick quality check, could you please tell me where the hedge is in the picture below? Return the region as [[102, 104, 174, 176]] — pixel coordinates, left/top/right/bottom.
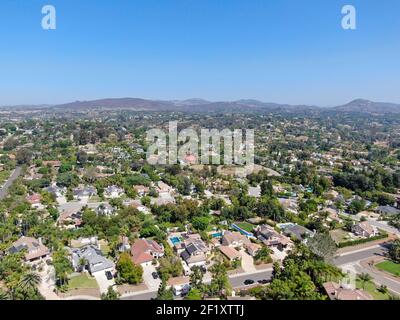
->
[[337, 232, 388, 248]]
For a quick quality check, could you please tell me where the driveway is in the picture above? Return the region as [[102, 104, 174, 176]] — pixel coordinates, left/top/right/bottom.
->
[[38, 263, 60, 300], [239, 249, 256, 273], [142, 264, 161, 291], [93, 271, 115, 294]]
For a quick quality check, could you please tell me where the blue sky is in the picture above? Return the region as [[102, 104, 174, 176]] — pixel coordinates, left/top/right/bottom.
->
[[0, 0, 399, 106]]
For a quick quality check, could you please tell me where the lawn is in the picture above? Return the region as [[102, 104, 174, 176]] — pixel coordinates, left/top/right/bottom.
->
[[0, 170, 10, 184], [235, 221, 256, 233], [99, 239, 110, 256], [355, 279, 390, 300], [68, 274, 99, 290], [376, 260, 400, 277], [329, 229, 351, 244]]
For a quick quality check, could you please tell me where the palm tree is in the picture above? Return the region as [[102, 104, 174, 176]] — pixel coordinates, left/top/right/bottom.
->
[[78, 257, 87, 272], [19, 272, 42, 293], [0, 290, 9, 300], [358, 273, 372, 290]]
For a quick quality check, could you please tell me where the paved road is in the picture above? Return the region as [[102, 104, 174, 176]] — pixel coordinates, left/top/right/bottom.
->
[[0, 166, 22, 200], [368, 220, 400, 237], [333, 245, 388, 266]]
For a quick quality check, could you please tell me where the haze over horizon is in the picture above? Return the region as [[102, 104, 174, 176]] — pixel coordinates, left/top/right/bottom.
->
[[1, 0, 400, 106]]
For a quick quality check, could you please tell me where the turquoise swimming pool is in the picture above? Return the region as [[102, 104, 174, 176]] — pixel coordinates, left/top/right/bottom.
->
[[170, 236, 182, 245], [211, 232, 223, 238]]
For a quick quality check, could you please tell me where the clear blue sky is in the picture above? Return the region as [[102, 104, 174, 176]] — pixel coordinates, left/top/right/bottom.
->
[[0, 0, 399, 106]]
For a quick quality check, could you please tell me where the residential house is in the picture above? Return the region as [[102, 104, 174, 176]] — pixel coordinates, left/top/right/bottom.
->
[[131, 238, 164, 267], [130, 201, 151, 214], [43, 160, 61, 168], [167, 276, 190, 296], [221, 231, 250, 248], [219, 246, 241, 262], [104, 185, 124, 199], [279, 223, 314, 243], [133, 185, 150, 196], [26, 193, 42, 209], [376, 205, 400, 217], [58, 209, 83, 229], [71, 245, 115, 275], [180, 234, 209, 267], [95, 203, 114, 216], [323, 282, 373, 300], [117, 236, 131, 253], [151, 192, 176, 206], [244, 242, 262, 257], [156, 181, 173, 194], [9, 236, 50, 263], [351, 221, 378, 238], [46, 185, 66, 198], [255, 224, 292, 251], [73, 186, 97, 200], [70, 237, 98, 248], [278, 198, 298, 215]]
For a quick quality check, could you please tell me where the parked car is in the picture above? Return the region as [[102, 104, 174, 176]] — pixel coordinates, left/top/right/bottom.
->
[[257, 279, 269, 284], [244, 279, 255, 285], [105, 271, 113, 280], [152, 272, 159, 279]]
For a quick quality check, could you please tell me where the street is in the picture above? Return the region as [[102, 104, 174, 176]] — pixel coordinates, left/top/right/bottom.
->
[[0, 166, 22, 200]]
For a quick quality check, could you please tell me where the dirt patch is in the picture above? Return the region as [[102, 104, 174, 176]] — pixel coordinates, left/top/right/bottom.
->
[[255, 263, 273, 270], [227, 267, 244, 276], [116, 283, 148, 295], [59, 288, 101, 298]]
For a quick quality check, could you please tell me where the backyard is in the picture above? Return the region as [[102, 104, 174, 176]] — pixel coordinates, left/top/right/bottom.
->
[[234, 221, 256, 233]]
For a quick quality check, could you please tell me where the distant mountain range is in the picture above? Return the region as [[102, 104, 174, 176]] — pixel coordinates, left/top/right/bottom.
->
[[333, 99, 400, 113], [48, 98, 320, 113], [2, 98, 400, 114]]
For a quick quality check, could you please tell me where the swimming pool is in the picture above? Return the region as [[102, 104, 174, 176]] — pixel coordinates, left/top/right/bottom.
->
[[211, 232, 223, 238], [170, 236, 182, 245]]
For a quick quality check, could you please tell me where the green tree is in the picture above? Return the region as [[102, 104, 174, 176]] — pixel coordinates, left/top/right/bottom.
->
[[101, 286, 120, 300], [18, 272, 41, 293], [358, 273, 372, 290], [53, 249, 73, 288], [192, 216, 210, 231], [156, 276, 174, 300], [209, 262, 231, 298], [307, 233, 337, 262], [389, 240, 400, 263], [260, 180, 273, 197], [185, 288, 202, 300], [189, 266, 204, 290], [116, 253, 143, 284]]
